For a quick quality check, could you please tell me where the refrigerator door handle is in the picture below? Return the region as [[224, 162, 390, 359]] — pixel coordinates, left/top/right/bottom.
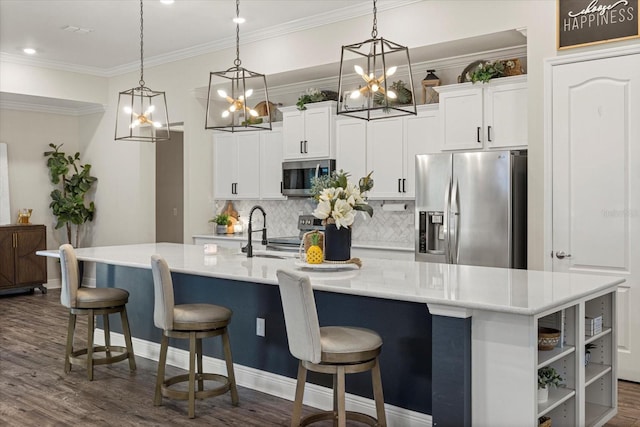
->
[[451, 180, 460, 264], [443, 177, 452, 263]]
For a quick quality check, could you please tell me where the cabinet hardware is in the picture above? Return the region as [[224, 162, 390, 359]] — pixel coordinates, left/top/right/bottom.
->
[[402, 179, 406, 193], [555, 251, 572, 259], [300, 140, 304, 154], [488, 126, 492, 142], [13, 232, 17, 248], [398, 178, 401, 193], [477, 127, 481, 143], [304, 140, 308, 153]]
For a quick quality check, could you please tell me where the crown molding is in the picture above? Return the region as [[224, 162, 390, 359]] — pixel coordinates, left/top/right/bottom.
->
[[0, 98, 105, 116], [1, 1, 421, 78]]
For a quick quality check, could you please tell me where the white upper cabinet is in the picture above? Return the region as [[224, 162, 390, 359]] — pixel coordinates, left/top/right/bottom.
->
[[259, 126, 285, 200], [335, 117, 367, 182], [436, 75, 527, 151], [367, 117, 405, 198], [213, 127, 283, 200], [335, 105, 439, 200], [281, 101, 336, 160]]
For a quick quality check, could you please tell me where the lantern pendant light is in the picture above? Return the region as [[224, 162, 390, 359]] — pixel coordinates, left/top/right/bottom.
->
[[115, 0, 170, 142], [205, 0, 271, 132], [337, 0, 416, 120]]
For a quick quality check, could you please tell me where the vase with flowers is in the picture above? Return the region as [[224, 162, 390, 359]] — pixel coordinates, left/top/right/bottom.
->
[[311, 170, 373, 261]]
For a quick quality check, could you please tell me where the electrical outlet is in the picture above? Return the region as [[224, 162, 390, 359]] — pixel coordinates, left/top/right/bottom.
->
[[256, 317, 265, 337]]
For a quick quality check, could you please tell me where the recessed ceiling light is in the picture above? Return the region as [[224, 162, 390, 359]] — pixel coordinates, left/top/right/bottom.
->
[[23, 48, 36, 55], [160, 0, 174, 4], [233, 17, 245, 24]]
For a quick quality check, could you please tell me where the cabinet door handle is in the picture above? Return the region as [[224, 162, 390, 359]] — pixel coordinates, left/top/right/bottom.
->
[[13, 232, 17, 248], [304, 140, 308, 153], [398, 178, 402, 193], [477, 127, 481, 143], [300, 140, 304, 154], [488, 126, 492, 142], [280, 181, 283, 193], [402, 178, 406, 193]]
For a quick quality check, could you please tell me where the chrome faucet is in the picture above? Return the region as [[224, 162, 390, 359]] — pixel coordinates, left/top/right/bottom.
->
[[244, 205, 267, 258]]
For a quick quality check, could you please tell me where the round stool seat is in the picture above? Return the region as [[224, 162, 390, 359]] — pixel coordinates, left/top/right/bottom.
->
[[173, 304, 232, 331], [320, 326, 382, 364], [75, 287, 129, 309]]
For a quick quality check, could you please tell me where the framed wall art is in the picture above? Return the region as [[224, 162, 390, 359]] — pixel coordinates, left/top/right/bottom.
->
[[557, 0, 639, 49]]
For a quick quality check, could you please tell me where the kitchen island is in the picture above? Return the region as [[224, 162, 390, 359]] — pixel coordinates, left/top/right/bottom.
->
[[38, 243, 623, 427]]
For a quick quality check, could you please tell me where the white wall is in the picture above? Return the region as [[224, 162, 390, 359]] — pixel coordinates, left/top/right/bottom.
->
[[5, 0, 636, 272]]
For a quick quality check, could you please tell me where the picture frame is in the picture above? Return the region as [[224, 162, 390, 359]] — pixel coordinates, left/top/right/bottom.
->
[[557, 0, 640, 50]]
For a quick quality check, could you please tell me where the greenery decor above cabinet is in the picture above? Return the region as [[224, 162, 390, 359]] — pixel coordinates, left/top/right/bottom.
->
[[281, 101, 336, 160], [213, 125, 285, 201], [0, 224, 47, 294], [435, 75, 527, 151]]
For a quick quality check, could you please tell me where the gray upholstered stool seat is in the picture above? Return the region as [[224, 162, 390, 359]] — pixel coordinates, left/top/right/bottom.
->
[[151, 255, 238, 419], [276, 269, 387, 427], [59, 244, 136, 381]]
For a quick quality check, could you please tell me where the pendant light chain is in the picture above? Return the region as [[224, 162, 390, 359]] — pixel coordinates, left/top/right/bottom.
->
[[234, 0, 241, 66], [371, 0, 378, 39], [139, 0, 145, 87]]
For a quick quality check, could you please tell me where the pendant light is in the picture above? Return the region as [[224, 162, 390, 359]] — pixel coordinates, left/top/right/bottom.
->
[[115, 0, 170, 142], [337, 0, 416, 120], [205, 0, 271, 132]]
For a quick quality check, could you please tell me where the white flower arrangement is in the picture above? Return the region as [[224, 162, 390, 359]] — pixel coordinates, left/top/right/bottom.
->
[[311, 170, 374, 229]]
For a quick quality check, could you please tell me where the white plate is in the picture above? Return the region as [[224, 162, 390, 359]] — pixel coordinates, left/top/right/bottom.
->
[[294, 260, 359, 271]]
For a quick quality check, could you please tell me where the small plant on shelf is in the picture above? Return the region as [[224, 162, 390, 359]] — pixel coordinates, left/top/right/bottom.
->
[[538, 366, 563, 403], [538, 366, 563, 389], [585, 342, 597, 366]]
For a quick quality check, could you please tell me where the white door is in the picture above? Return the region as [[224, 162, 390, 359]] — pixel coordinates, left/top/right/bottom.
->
[[335, 118, 367, 181], [304, 106, 331, 159], [551, 50, 640, 382], [282, 109, 305, 160], [259, 128, 285, 200], [438, 86, 483, 151], [484, 79, 527, 149], [235, 133, 260, 199], [404, 110, 440, 198], [213, 133, 235, 199]]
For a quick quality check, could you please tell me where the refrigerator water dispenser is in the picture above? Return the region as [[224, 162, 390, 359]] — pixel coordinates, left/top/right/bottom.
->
[[419, 211, 445, 255]]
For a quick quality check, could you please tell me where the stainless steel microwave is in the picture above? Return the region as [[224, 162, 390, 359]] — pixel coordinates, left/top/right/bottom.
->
[[282, 159, 335, 197]]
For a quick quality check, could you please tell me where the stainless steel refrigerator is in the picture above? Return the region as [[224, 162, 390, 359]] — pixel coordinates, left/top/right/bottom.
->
[[415, 150, 527, 269]]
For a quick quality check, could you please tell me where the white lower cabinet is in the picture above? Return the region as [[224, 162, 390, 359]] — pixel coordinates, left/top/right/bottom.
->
[[472, 289, 617, 427], [213, 126, 284, 200]]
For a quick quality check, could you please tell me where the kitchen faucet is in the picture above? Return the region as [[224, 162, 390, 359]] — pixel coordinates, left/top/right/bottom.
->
[[243, 205, 267, 258]]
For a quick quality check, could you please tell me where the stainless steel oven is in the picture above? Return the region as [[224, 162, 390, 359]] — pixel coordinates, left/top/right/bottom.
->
[[281, 159, 335, 197], [266, 215, 324, 252]]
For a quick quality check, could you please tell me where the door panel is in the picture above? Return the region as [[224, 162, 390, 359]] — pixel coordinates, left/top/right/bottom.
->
[[551, 52, 640, 381]]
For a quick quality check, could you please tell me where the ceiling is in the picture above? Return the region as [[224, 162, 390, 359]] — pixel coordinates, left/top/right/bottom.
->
[[0, 0, 398, 75]]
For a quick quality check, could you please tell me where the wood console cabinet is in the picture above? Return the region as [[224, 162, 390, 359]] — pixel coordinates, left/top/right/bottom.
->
[[0, 224, 47, 294]]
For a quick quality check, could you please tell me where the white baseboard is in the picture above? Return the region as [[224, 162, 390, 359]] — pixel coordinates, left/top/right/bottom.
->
[[95, 330, 432, 427]]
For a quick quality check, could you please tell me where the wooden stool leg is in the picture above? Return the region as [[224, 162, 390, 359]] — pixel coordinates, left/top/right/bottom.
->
[[103, 313, 111, 358], [291, 361, 307, 427], [336, 366, 346, 427], [332, 374, 339, 427], [64, 313, 76, 373], [120, 307, 136, 371], [196, 338, 204, 392], [188, 331, 196, 418], [371, 358, 387, 427], [222, 329, 239, 405], [87, 309, 95, 381], [154, 334, 169, 406]]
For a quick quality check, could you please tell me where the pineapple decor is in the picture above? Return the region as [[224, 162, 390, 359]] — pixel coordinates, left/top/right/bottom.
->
[[305, 231, 324, 264]]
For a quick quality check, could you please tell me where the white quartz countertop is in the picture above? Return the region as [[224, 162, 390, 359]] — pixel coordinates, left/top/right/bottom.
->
[[38, 243, 624, 316]]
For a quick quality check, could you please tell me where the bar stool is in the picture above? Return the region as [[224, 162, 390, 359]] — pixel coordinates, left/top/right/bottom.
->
[[59, 244, 136, 381], [150, 254, 239, 418], [276, 269, 387, 427]]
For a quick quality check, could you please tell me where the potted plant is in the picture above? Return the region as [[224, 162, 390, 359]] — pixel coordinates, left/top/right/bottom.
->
[[210, 214, 230, 235], [43, 143, 97, 247], [296, 88, 339, 110], [538, 366, 563, 403]]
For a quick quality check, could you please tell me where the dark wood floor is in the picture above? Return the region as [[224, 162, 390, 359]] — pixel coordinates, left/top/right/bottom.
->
[[1, 289, 638, 426]]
